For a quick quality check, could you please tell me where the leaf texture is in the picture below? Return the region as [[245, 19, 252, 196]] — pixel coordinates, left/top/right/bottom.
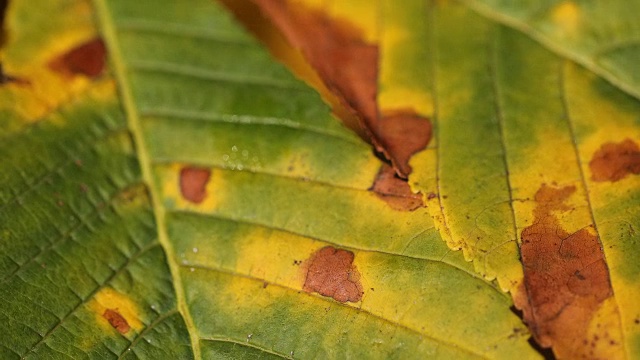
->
[[401, 1, 640, 357], [96, 0, 536, 357], [1, 0, 639, 358], [461, 0, 640, 101], [0, 0, 540, 358]]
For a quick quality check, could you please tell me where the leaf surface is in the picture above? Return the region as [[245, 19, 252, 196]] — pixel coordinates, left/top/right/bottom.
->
[[461, 0, 640, 101], [400, 1, 640, 357], [275, 0, 640, 356], [2, 0, 639, 358], [0, 0, 539, 359]]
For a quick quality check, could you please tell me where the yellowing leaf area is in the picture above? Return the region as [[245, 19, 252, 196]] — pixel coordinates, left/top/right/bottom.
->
[[0, 0, 639, 359]]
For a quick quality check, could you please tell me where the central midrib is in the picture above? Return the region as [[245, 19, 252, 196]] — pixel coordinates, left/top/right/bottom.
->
[[91, 0, 202, 358]]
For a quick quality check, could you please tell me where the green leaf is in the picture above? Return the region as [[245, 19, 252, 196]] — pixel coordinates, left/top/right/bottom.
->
[[461, 0, 640, 100]]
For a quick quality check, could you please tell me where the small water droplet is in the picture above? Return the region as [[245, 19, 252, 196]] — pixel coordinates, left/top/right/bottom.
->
[[151, 305, 156, 310], [192, 247, 198, 253], [222, 154, 229, 161], [231, 146, 238, 152], [242, 150, 249, 157], [146, 338, 151, 343], [237, 164, 244, 171], [182, 259, 188, 265], [190, 267, 195, 272]]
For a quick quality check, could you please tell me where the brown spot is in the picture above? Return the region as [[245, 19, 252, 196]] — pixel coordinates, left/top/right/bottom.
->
[[589, 138, 640, 182], [179, 167, 211, 204], [370, 164, 424, 211], [514, 184, 615, 359], [102, 308, 130, 334], [378, 110, 432, 177], [303, 246, 363, 302], [49, 38, 106, 78], [242, 0, 430, 178]]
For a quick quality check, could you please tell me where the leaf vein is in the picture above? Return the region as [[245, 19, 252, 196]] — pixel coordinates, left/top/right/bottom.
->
[[127, 60, 304, 91], [169, 209, 501, 291], [1, 181, 145, 284], [557, 60, 628, 356], [21, 241, 161, 358], [138, 108, 362, 146], [0, 125, 129, 212], [116, 19, 253, 46], [199, 337, 289, 359], [118, 309, 180, 359], [183, 264, 488, 359]]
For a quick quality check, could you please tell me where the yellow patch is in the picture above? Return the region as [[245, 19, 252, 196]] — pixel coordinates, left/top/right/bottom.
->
[[214, 269, 283, 311], [409, 148, 456, 248], [233, 227, 318, 288], [378, 1, 433, 117], [379, 88, 434, 118], [89, 287, 143, 335], [327, 0, 379, 44], [290, 0, 325, 11], [156, 163, 225, 212], [1, 0, 99, 122], [585, 297, 625, 359], [508, 122, 590, 235], [227, 227, 366, 307], [277, 151, 314, 179], [551, 1, 581, 37]]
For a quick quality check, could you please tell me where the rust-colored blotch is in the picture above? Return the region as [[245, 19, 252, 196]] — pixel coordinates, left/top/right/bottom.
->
[[102, 308, 130, 334], [378, 111, 432, 178], [250, 0, 431, 178], [303, 246, 363, 303], [589, 138, 640, 182], [49, 38, 106, 78], [179, 166, 211, 204], [370, 164, 424, 211], [515, 184, 615, 359]]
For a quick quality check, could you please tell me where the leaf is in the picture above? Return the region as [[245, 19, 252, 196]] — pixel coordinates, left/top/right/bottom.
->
[[2, 0, 639, 358], [255, 0, 640, 357], [0, 0, 538, 359], [399, 2, 640, 358], [461, 0, 640, 101]]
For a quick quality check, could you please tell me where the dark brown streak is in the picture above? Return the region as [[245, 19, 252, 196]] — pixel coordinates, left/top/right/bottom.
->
[[0, 0, 8, 47]]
